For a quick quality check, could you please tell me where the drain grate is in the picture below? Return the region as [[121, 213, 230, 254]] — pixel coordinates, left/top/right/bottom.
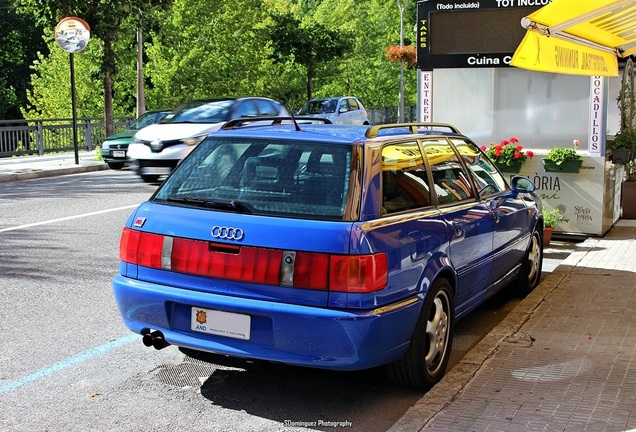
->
[[151, 357, 245, 389], [152, 360, 218, 388]]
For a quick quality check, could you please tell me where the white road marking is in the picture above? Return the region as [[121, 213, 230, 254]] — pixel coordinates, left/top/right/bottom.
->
[[0, 205, 138, 233]]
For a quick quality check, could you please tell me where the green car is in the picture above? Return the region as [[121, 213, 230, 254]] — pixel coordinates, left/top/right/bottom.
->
[[100, 109, 171, 169]]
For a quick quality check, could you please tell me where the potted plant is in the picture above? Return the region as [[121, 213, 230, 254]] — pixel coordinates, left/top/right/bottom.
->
[[542, 208, 566, 246], [543, 139, 583, 173], [608, 129, 636, 164], [481, 137, 534, 173]]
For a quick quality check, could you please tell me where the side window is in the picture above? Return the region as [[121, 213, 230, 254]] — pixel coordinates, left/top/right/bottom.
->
[[339, 99, 349, 112], [422, 139, 474, 204], [381, 143, 431, 215], [256, 100, 278, 116], [348, 98, 360, 110], [449, 138, 507, 197], [235, 101, 258, 117]]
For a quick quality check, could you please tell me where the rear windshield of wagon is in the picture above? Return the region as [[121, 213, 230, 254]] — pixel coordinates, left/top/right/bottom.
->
[[152, 137, 356, 220]]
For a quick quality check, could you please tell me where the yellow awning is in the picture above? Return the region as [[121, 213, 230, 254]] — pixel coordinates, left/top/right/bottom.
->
[[511, 0, 636, 76]]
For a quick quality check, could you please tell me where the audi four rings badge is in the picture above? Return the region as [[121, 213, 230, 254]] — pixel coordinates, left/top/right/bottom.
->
[[211, 226, 244, 240]]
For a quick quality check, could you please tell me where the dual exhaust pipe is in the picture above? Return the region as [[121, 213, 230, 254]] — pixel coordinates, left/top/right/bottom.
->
[[142, 330, 170, 350]]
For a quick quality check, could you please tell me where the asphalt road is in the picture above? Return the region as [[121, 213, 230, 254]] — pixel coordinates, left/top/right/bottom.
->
[[0, 169, 550, 432]]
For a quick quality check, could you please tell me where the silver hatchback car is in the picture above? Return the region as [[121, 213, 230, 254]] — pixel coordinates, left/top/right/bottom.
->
[[297, 96, 370, 125]]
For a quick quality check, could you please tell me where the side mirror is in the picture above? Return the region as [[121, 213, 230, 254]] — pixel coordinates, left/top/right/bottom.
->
[[510, 175, 536, 193]]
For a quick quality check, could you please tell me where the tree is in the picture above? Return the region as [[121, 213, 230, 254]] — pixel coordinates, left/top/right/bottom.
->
[[144, 0, 289, 108], [23, 0, 172, 134], [267, 12, 352, 100], [0, 0, 48, 119]]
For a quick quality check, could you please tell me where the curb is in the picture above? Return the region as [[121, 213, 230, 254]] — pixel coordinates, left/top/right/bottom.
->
[[0, 163, 109, 183]]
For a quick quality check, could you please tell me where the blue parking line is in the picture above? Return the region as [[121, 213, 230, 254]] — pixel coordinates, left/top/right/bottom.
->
[[0, 334, 138, 396]]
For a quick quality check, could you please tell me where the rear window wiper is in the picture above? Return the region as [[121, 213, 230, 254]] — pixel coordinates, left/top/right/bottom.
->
[[166, 196, 252, 213]]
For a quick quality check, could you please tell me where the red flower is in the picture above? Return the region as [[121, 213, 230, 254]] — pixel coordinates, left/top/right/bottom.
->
[[526, 150, 534, 158], [480, 145, 487, 151], [385, 45, 417, 67], [482, 136, 531, 166]]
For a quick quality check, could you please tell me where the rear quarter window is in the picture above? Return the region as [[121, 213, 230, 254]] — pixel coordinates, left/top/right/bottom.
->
[[381, 142, 432, 215]]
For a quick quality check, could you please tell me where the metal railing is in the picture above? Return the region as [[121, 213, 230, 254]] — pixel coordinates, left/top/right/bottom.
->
[[0, 107, 417, 158], [367, 106, 417, 125], [0, 116, 134, 158]]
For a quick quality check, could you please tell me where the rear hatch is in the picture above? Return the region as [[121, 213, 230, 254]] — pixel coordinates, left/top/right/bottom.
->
[[119, 133, 386, 308]]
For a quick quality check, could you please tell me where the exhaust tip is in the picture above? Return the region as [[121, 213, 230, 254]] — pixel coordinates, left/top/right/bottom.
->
[[142, 332, 154, 347], [142, 330, 170, 350]]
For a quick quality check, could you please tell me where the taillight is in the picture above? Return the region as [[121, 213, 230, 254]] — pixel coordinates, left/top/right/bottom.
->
[[171, 238, 281, 285], [293, 251, 330, 290], [329, 254, 388, 293], [119, 228, 140, 263], [120, 228, 388, 293]]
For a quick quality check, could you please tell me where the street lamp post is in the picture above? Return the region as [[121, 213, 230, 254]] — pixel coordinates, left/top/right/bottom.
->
[[397, 0, 408, 123]]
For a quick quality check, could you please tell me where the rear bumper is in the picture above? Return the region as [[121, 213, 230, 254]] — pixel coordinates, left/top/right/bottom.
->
[[112, 275, 422, 370]]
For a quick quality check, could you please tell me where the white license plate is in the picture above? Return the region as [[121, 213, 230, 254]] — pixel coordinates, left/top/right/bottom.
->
[[112, 150, 125, 158], [141, 166, 171, 175], [191, 307, 251, 340]]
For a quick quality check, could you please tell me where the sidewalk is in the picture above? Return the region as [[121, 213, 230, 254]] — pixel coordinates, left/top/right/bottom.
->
[[391, 219, 636, 432], [0, 151, 107, 183]]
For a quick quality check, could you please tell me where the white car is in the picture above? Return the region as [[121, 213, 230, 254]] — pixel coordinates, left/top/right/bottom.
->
[[297, 96, 370, 125], [127, 97, 289, 182]]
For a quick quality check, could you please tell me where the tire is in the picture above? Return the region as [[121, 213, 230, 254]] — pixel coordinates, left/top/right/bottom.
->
[[107, 162, 125, 170], [513, 227, 543, 297], [141, 174, 160, 183], [386, 277, 454, 390]]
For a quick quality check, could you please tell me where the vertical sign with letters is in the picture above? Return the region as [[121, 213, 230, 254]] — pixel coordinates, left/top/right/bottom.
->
[[588, 76, 606, 156]]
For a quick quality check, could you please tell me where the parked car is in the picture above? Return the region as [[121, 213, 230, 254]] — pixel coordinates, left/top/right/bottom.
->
[[126, 97, 289, 182], [113, 119, 543, 389], [100, 109, 171, 169], [297, 96, 370, 125]]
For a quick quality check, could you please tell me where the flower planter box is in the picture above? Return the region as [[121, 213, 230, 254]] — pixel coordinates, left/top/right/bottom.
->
[[495, 161, 522, 173], [621, 181, 636, 219], [611, 148, 632, 164], [542, 159, 583, 173]]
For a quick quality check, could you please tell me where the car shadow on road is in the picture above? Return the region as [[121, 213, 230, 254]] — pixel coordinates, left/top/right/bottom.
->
[[156, 349, 422, 431]]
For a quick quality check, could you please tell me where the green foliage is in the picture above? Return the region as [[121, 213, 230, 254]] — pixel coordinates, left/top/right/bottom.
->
[[22, 34, 111, 118], [543, 208, 566, 228], [19, 0, 419, 118], [0, 0, 48, 119], [267, 11, 352, 99], [545, 140, 583, 165], [608, 129, 636, 152]]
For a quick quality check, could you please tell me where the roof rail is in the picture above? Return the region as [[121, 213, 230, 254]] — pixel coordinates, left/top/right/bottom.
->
[[221, 116, 332, 130], [365, 122, 461, 139]]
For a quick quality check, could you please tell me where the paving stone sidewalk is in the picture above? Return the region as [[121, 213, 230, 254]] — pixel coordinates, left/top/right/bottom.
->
[[391, 220, 636, 432]]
